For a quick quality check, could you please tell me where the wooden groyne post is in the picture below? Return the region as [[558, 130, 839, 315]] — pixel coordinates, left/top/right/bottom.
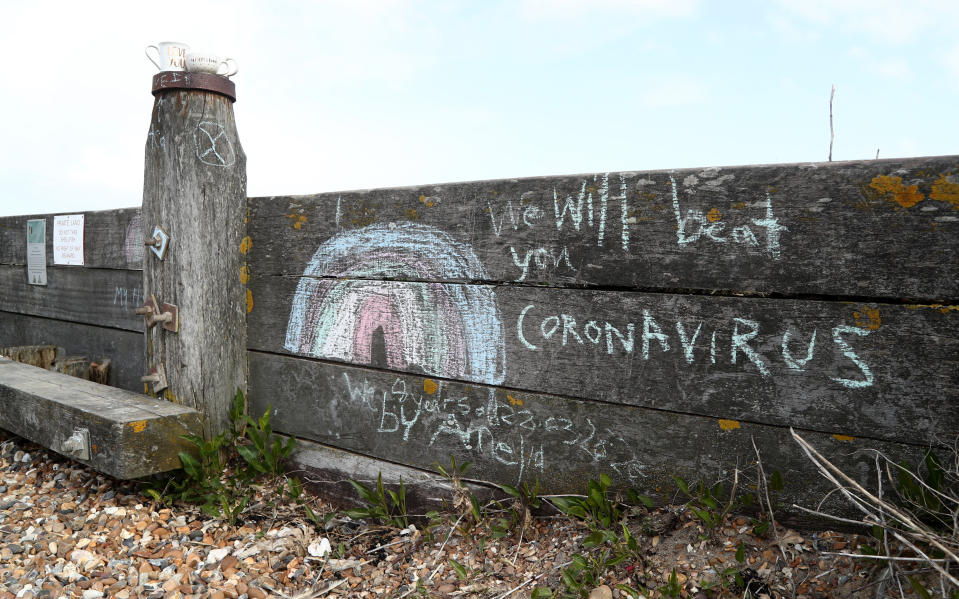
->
[[141, 73, 247, 438]]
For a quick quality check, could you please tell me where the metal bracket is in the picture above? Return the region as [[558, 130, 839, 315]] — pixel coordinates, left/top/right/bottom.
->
[[158, 301, 179, 333], [60, 428, 90, 461], [144, 225, 170, 260], [135, 295, 179, 332], [141, 364, 168, 393]]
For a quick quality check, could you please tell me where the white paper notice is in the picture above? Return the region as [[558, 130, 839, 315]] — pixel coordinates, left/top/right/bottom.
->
[[26, 219, 47, 285], [53, 214, 85, 265]]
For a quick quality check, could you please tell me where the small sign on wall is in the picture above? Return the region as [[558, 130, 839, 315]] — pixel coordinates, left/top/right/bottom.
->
[[26, 219, 47, 285], [53, 214, 84, 265]]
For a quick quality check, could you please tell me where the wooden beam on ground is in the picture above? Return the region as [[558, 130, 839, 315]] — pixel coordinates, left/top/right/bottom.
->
[[0, 357, 202, 479], [289, 438, 500, 514]]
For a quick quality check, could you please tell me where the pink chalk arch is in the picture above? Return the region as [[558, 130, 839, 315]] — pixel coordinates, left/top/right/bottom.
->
[[284, 223, 506, 385]]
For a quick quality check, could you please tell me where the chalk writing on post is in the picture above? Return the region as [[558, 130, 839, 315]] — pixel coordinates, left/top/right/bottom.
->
[[193, 121, 236, 167], [285, 223, 506, 385]]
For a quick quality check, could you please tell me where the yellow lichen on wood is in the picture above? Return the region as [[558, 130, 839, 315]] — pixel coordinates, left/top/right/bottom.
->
[[287, 214, 307, 229], [240, 265, 250, 285], [833, 434, 855, 442], [239, 236, 252, 254], [930, 174, 959, 208], [905, 303, 959, 314], [718, 419, 740, 431], [246, 288, 254, 313], [129, 420, 147, 433], [869, 175, 924, 208], [706, 208, 722, 223], [423, 379, 438, 395], [507, 394, 523, 406], [853, 306, 881, 330]]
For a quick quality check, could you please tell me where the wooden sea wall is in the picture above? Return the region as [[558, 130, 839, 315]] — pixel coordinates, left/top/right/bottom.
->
[[0, 156, 956, 504], [245, 156, 958, 504], [0, 208, 145, 391]]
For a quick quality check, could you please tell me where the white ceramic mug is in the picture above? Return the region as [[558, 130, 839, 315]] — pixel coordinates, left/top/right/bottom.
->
[[185, 52, 238, 77], [145, 41, 191, 71]]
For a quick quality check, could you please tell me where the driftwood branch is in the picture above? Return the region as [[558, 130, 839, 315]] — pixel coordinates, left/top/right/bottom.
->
[[829, 84, 836, 162]]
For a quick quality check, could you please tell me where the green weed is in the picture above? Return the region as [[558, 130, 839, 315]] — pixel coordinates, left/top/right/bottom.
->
[[346, 473, 409, 528]]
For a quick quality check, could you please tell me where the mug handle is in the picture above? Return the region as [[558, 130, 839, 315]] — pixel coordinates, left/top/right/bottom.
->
[[145, 45, 162, 70], [218, 57, 239, 77]]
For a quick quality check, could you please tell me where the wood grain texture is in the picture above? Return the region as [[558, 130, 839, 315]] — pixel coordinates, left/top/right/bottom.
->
[[289, 438, 501, 513], [0, 266, 143, 331], [0, 312, 144, 391], [248, 278, 958, 444], [141, 89, 248, 438], [248, 156, 959, 300], [0, 345, 57, 370], [0, 357, 202, 478], [0, 208, 142, 269], [249, 351, 927, 507]]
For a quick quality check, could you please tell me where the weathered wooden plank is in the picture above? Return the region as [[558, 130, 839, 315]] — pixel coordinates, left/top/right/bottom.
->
[[248, 156, 959, 300], [289, 438, 501, 513], [0, 312, 144, 392], [0, 265, 143, 331], [141, 89, 248, 438], [53, 356, 91, 380], [0, 208, 143, 270], [0, 357, 202, 479], [248, 277, 958, 444], [249, 351, 927, 508]]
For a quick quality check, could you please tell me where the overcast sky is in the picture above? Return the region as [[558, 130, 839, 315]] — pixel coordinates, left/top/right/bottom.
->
[[1, 0, 958, 217]]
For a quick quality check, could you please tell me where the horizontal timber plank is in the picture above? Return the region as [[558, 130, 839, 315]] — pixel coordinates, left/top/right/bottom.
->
[[0, 357, 202, 478], [0, 266, 143, 332], [0, 312, 144, 391], [0, 208, 142, 270], [288, 438, 501, 513], [248, 277, 958, 444], [249, 156, 959, 300], [249, 351, 928, 508]]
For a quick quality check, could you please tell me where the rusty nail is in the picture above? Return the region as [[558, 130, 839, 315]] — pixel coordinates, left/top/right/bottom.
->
[[141, 374, 159, 383], [153, 312, 173, 324], [144, 238, 159, 247], [135, 306, 153, 316]]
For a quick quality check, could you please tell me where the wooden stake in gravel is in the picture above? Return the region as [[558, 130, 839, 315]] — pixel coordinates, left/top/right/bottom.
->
[[141, 75, 248, 439]]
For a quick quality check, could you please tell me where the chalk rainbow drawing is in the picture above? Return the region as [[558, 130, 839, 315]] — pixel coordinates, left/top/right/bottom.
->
[[285, 223, 506, 385]]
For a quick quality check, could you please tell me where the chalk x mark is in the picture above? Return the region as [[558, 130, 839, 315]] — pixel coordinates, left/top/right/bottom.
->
[[193, 121, 236, 167]]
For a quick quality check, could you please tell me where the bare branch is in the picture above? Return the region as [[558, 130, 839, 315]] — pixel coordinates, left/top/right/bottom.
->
[[829, 85, 836, 162]]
